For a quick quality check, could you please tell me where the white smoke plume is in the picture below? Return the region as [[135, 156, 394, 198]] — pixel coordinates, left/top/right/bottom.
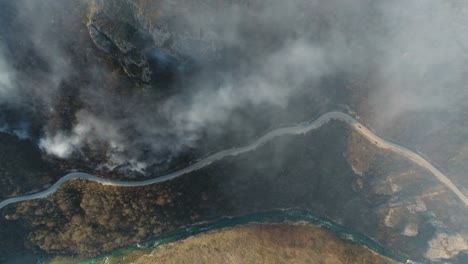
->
[[369, 0, 468, 128], [0, 45, 15, 101], [1, 0, 467, 174]]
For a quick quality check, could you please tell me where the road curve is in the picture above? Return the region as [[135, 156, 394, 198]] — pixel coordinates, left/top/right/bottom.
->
[[1, 111, 467, 210]]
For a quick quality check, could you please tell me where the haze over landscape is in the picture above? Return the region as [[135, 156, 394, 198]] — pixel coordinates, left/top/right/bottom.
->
[[0, 0, 467, 263]]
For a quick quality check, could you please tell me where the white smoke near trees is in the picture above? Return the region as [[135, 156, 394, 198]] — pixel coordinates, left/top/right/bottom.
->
[[1, 0, 467, 174], [173, 40, 328, 132], [39, 39, 328, 171], [29, 0, 336, 172], [39, 110, 122, 158]]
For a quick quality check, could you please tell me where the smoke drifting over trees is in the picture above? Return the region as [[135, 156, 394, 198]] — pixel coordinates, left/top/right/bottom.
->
[[0, 0, 466, 174]]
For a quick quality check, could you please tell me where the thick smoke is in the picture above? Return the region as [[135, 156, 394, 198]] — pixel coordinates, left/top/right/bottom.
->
[[369, 0, 468, 128], [0, 47, 15, 101], [172, 40, 327, 131], [1, 0, 467, 174], [35, 0, 336, 172]]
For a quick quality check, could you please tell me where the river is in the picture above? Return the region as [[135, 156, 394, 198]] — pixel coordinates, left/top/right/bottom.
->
[[75, 208, 421, 264]]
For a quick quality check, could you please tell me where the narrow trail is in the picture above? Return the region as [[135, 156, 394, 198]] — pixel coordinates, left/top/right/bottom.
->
[[1, 111, 467, 210]]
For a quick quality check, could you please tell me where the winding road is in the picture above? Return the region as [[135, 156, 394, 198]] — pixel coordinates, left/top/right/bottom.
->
[[1, 111, 467, 210]]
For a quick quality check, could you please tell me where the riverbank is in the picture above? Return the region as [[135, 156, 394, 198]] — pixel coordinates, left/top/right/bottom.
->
[[49, 209, 409, 264], [3, 118, 465, 263]]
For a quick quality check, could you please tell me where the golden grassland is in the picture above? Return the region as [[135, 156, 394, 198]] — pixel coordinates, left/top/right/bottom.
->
[[51, 223, 398, 264]]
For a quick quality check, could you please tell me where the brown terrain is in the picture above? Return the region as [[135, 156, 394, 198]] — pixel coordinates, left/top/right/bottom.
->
[[1, 0, 468, 263], [3, 121, 467, 263]]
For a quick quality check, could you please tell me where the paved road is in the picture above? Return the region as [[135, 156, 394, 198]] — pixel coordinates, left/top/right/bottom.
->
[[1, 111, 467, 210]]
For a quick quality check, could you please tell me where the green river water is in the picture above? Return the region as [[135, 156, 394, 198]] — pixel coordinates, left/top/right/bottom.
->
[[71, 208, 420, 264]]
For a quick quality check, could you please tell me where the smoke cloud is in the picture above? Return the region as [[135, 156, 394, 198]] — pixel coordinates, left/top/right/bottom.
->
[[0, 0, 467, 174], [0, 47, 15, 101], [369, 0, 468, 128]]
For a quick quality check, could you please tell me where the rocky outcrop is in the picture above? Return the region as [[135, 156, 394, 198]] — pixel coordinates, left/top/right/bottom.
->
[[87, 0, 225, 83], [88, 11, 154, 82]]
